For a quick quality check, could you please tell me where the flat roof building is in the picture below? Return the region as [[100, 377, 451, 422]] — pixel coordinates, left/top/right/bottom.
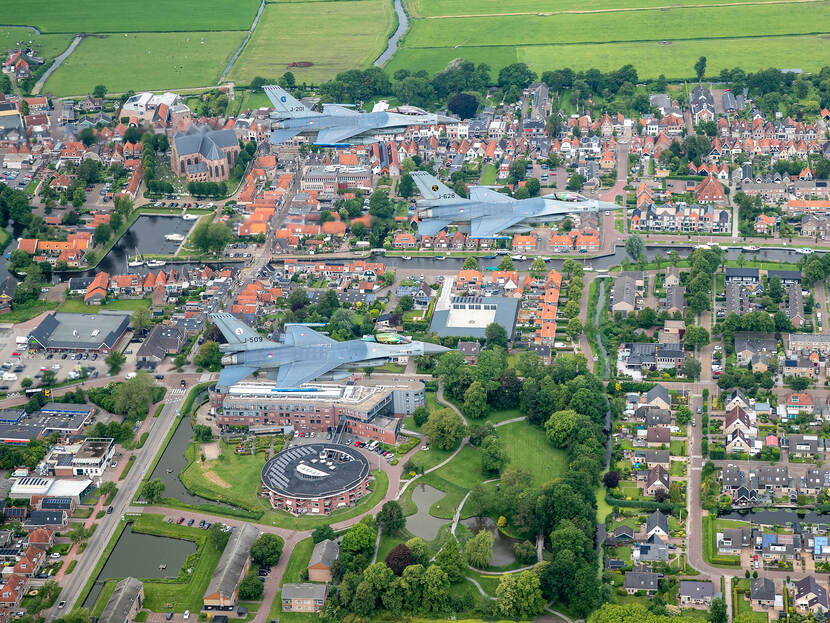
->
[[99, 577, 144, 623], [29, 312, 130, 353], [430, 295, 519, 340], [262, 443, 370, 515], [0, 404, 94, 445]]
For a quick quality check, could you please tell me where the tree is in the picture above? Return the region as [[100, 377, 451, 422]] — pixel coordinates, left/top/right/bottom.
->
[[695, 56, 708, 82], [398, 174, 414, 198], [498, 63, 536, 90], [93, 84, 108, 98], [495, 570, 545, 619], [603, 470, 620, 489], [448, 92, 478, 119], [683, 357, 702, 380], [485, 322, 508, 348], [435, 534, 465, 582], [422, 408, 465, 450], [567, 318, 584, 340], [462, 255, 479, 271], [208, 522, 230, 550], [192, 222, 233, 253], [405, 537, 429, 566], [567, 173, 586, 191], [545, 409, 586, 448], [239, 573, 264, 600], [625, 234, 644, 260], [498, 256, 514, 271], [412, 406, 430, 427], [93, 223, 112, 245], [113, 373, 155, 418], [312, 525, 336, 544], [462, 381, 489, 419], [422, 565, 450, 613], [790, 376, 810, 391], [526, 177, 541, 196], [377, 500, 405, 534], [709, 598, 727, 623], [384, 543, 413, 575], [193, 424, 212, 442], [251, 533, 284, 566], [141, 478, 165, 503], [79, 127, 96, 147], [563, 300, 580, 318], [194, 341, 223, 372], [530, 257, 547, 275], [105, 350, 126, 374], [675, 405, 693, 425], [684, 325, 710, 349], [480, 434, 508, 475], [465, 529, 494, 568]]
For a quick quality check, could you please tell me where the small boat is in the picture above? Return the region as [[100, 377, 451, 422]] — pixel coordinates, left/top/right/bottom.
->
[[695, 244, 711, 250], [797, 247, 814, 255], [541, 256, 552, 262], [182, 213, 200, 221], [482, 254, 497, 259], [742, 245, 759, 252], [165, 233, 185, 242], [127, 257, 143, 267], [510, 254, 527, 261], [401, 255, 412, 260], [435, 255, 446, 260], [146, 260, 166, 268], [159, 564, 167, 570]]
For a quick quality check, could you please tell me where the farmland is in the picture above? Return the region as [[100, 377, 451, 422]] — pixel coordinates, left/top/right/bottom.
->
[[0, 29, 73, 59], [388, 0, 830, 79], [43, 31, 245, 96], [228, 0, 396, 85], [0, 0, 259, 33]]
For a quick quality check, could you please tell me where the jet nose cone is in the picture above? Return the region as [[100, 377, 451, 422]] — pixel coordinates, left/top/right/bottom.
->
[[422, 342, 450, 355]]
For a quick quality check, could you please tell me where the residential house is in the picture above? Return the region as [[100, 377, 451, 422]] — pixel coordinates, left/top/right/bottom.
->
[[718, 527, 750, 554], [456, 341, 481, 365], [793, 576, 829, 615], [644, 384, 671, 410], [750, 577, 776, 609], [786, 392, 814, 417], [624, 571, 659, 596], [308, 539, 339, 583], [646, 427, 671, 447], [282, 583, 329, 613], [644, 465, 670, 497], [646, 510, 669, 539], [679, 581, 714, 607]]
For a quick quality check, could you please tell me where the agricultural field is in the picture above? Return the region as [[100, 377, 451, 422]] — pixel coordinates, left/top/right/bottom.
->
[[388, 0, 830, 79], [0, 29, 73, 59], [228, 0, 396, 85], [1, 0, 259, 33], [44, 31, 245, 95]]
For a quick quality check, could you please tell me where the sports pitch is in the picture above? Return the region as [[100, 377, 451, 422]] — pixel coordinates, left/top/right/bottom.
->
[[388, 0, 830, 79]]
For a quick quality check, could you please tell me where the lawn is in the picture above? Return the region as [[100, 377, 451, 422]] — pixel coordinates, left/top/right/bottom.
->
[[377, 533, 407, 563], [670, 440, 687, 456], [45, 31, 246, 95], [499, 420, 568, 484], [179, 441, 267, 512], [595, 486, 613, 523], [431, 445, 483, 490], [481, 164, 497, 185], [59, 297, 150, 313], [91, 580, 116, 617], [228, 0, 396, 85], [0, 300, 58, 324], [119, 455, 136, 481], [670, 461, 687, 477], [408, 439, 460, 473], [281, 537, 315, 586], [2, 0, 259, 33]]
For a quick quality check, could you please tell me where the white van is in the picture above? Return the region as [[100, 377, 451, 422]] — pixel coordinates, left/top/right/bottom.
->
[[2, 373, 17, 381], [368, 441, 379, 451]]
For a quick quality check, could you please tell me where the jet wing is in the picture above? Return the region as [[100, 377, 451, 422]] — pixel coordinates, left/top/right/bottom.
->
[[469, 214, 526, 238], [469, 186, 514, 204], [218, 365, 258, 388], [275, 360, 336, 387], [314, 126, 359, 145], [211, 313, 275, 352], [322, 104, 359, 116], [417, 218, 453, 237], [283, 325, 335, 347], [269, 127, 305, 144]]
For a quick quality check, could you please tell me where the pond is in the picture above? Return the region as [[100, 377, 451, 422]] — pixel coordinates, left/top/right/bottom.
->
[[461, 516, 516, 567], [149, 416, 231, 508], [406, 484, 447, 541], [83, 523, 197, 610]]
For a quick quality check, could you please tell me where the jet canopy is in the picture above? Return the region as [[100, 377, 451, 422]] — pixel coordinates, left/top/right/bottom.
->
[[553, 192, 589, 202], [362, 333, 412, 344]]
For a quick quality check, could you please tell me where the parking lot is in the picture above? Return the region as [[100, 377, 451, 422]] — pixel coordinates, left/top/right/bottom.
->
[[0, 330, 109, 395], [290, 430, 396, 464], [1, 168, 33, 192]]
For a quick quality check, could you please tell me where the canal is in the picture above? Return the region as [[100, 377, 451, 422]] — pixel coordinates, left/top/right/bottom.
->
[[83, 523, 197, 610]]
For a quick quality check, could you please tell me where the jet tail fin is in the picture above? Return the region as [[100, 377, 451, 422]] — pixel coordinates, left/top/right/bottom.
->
[[210, 313, 279, 352], [263, 85, 318, 119], [410, 171, 461, 205]]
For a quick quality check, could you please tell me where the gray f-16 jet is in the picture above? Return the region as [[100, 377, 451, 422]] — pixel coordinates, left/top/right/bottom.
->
[[410, 171, 621, 238], [264, 84, 455, 146], [211, 313, 449, 389]]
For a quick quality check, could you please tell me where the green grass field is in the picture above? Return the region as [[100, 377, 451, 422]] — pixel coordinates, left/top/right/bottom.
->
[[180, 441, 266, 512], [44, 31, 245, 95], [2, 0, 259, 33], [0, 29, 73, 58], [407, 0, 795, 16], [228, 0, 395, 85], [499, 420, 567, 484], [59, 297, 150, 313], [281, 537, 315, 586], [388, 2, 830, 79]]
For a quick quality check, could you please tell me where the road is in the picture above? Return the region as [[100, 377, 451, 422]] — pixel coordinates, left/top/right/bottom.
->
[[33, 35, 81, 95], [46, 390, 187, 619]]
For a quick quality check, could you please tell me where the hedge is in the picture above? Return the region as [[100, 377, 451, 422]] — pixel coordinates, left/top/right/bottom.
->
[[605, 494, 680, 515]]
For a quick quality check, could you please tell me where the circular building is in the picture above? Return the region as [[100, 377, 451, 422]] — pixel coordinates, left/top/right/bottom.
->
[[261, 443, 370, 516]]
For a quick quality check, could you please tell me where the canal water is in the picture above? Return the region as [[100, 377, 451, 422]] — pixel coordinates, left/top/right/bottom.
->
[[148, 417, 232, 508], [98, 215, 197, 272], [83, 523, 197, 609], [720, 508, 830, 525], [461, 516, 516, 567], [406, 484, 447, 541]]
